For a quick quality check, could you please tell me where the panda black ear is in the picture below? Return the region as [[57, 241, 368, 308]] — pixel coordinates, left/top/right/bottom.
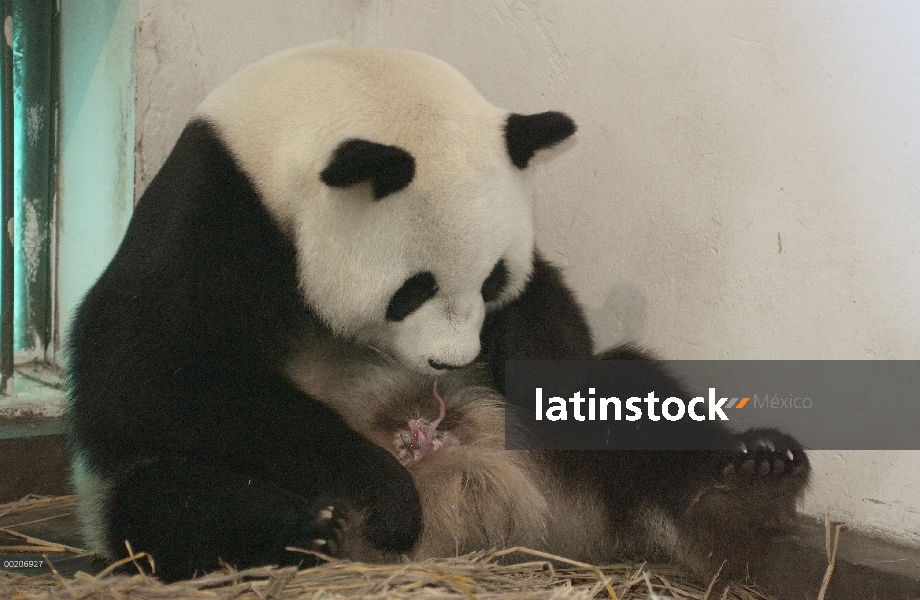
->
[[504, 112, 576, 169], [320, 139, 416, 200]]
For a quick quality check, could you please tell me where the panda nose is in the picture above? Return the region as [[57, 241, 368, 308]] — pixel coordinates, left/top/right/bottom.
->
[[428, 359, 461, 371]]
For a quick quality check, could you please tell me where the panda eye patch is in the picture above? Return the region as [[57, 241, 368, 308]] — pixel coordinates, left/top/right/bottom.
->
[[386, 271, 438, 322], [481, 259, 509, 303]]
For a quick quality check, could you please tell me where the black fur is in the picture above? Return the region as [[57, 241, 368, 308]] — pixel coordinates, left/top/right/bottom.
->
[[386, 271, 438, 322], [480, 253, 595, 393], [504, 112, 577, 169], [67, 121, 421, 581], [320, 138, 415, 199], [480, 259, 509, 303]]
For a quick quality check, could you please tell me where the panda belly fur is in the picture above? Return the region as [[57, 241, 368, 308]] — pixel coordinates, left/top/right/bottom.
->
[[66, 42, 809, 583]]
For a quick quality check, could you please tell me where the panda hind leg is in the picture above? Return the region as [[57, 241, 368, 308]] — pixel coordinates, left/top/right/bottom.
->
[[589, 345, 811, 577], [662, 428, 810, 579]]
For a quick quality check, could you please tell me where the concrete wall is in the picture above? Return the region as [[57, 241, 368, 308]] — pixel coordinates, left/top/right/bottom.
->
[[133, 1, 920, 544]]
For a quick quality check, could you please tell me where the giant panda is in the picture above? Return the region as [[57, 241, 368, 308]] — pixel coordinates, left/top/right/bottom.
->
[[66, 42, 809, 583]]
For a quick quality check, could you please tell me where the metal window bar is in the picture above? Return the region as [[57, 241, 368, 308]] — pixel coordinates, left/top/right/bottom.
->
[[1, 0, 58, 395], [2, 0, 14, 394]]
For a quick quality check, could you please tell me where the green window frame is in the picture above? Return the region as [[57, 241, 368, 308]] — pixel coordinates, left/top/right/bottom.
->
[[0, 0, 135, 410], [1, 0, 59, 393]]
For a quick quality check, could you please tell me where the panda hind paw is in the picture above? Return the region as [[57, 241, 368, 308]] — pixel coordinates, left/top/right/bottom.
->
[[719, 428, 810, 488]]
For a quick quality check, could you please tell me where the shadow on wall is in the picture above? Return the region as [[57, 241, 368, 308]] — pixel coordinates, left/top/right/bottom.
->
[[584, 282, 648, 352]]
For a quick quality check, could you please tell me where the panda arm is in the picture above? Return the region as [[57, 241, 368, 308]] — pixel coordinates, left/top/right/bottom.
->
[[479, 251, 593, 393], [67, 120, 421, 577]]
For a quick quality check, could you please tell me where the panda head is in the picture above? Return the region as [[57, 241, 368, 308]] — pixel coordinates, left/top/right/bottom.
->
[[196, 42, 575, 374]]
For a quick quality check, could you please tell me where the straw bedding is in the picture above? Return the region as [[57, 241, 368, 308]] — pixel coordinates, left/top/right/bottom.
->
[[0, 495, 788, 600]]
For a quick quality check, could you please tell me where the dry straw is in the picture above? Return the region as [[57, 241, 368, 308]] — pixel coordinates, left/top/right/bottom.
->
[[1, 495, 781, 599]]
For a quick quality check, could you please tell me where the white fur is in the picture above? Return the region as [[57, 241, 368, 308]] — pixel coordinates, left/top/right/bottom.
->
[[196, 42, 536, 374], [71, 452, 114, 558]]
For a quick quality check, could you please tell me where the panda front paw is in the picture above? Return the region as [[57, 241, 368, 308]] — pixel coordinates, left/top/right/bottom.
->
[[294, 494, 417, 563], [296, 498, 347, 557], [720, 428, 809, 484], [341, 447, 423, 553]]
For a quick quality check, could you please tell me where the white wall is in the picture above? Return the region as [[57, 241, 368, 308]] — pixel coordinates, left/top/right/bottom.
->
[[134, 1, 920, 545]]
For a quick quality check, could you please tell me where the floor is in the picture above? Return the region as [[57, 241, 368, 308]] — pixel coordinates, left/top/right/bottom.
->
[[1, 423, 918, 599]]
